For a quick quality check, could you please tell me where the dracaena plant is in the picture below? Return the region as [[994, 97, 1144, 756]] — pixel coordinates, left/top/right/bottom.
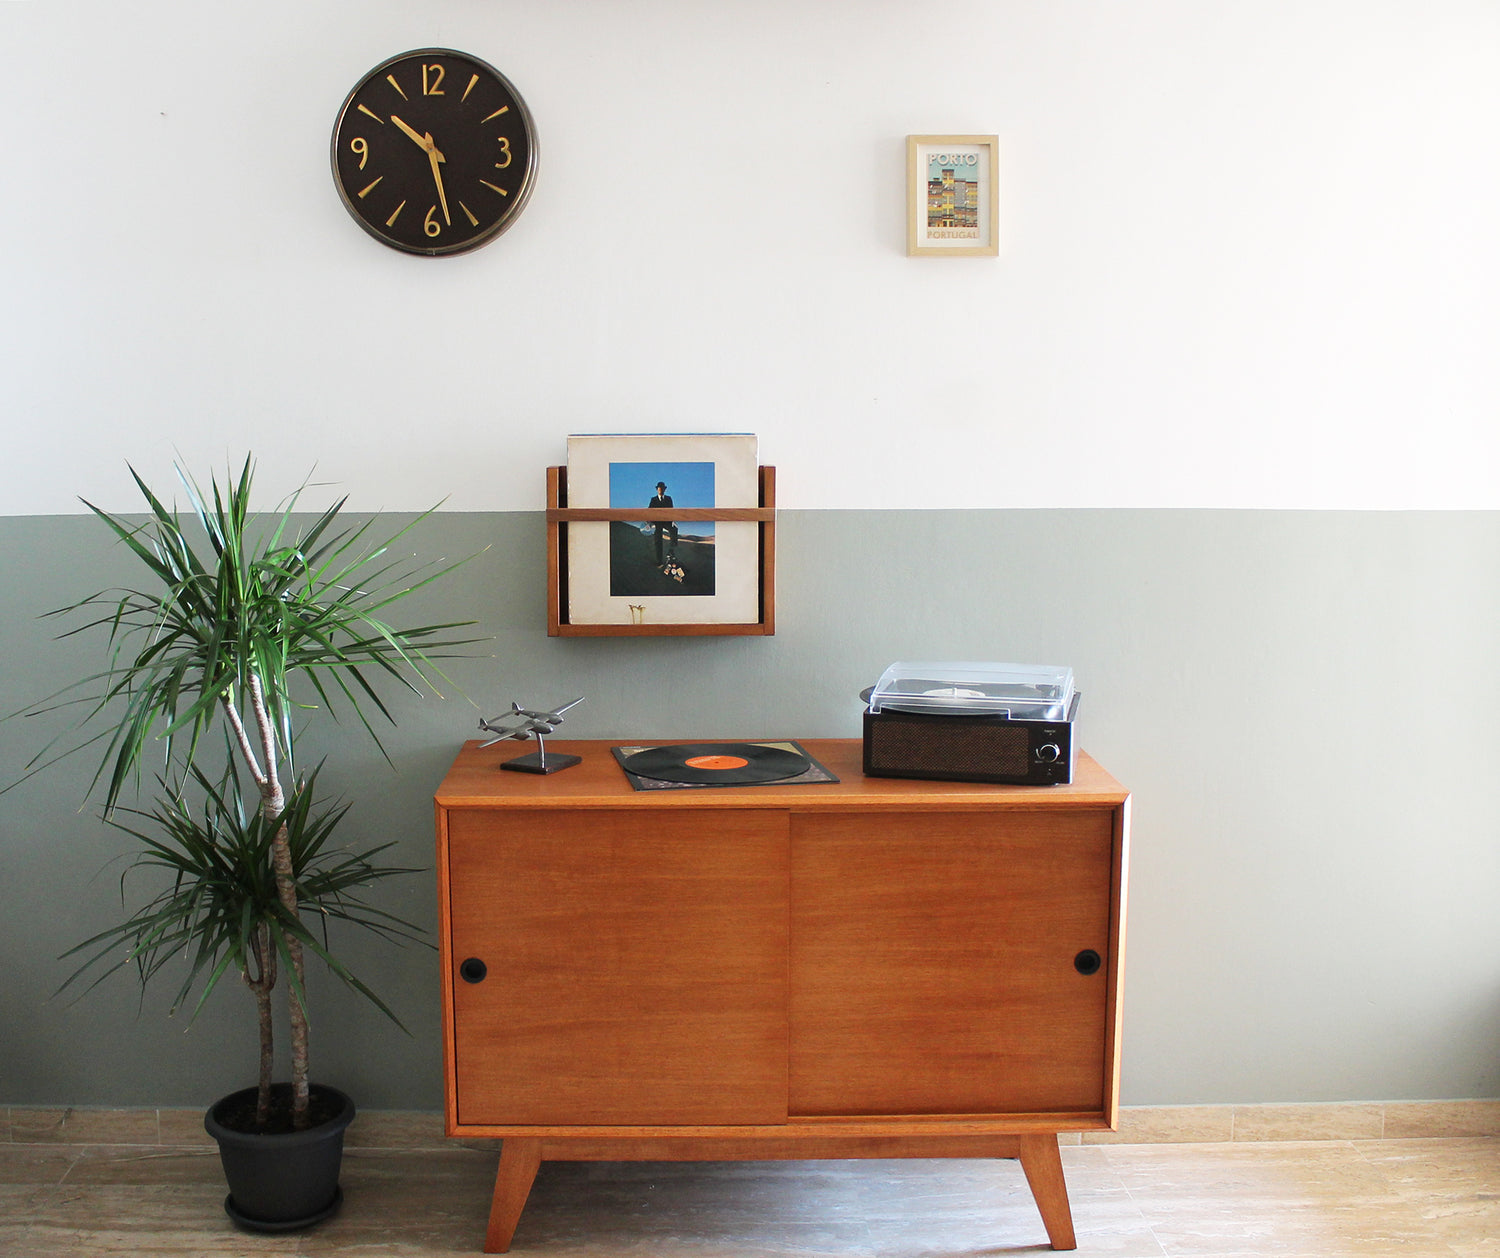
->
[[61, 761, 424, 1129], [15, 456, 480, 1129]]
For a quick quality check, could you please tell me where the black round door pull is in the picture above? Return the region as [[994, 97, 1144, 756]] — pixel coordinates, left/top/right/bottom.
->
[[1074, 949, 1102, 976], [459, 957, 488, 984]]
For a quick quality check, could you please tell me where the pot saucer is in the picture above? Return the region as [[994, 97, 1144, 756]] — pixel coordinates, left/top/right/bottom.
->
[[223, 1185, 343, 1232]]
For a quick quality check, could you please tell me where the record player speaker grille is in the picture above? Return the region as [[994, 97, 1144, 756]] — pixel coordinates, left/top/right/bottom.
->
[[866, 717, 1031, 779]]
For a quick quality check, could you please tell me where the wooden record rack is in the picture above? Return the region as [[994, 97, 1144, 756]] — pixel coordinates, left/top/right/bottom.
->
[[545, 465, 776, 637]]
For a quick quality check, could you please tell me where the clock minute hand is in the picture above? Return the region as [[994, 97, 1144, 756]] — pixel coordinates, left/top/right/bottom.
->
[[427, 148, 452, 226], [391, 114, 452, 227]]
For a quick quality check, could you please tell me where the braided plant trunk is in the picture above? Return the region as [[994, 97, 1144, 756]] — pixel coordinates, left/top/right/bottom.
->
[[245, 924, 277, 1129], [225, 681, 313, 1128]]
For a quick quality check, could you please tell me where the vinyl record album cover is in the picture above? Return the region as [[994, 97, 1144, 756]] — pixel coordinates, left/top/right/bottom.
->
[[566, 434, 759, 627]]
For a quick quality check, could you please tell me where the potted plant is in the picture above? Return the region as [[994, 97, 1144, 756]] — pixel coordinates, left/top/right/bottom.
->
[[70, 761, 414, 1227], [18, 457, 478, 1229]]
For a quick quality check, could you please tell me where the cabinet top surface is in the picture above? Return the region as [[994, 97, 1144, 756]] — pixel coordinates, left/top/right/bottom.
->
[[434, 739, 1128, 811]]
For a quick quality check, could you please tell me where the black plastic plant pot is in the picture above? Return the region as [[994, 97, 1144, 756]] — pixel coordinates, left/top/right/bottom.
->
[[204, 1084, 356, 1232]]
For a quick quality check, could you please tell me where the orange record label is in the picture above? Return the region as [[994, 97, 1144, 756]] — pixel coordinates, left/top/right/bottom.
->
[[683, 754, 751, 771]]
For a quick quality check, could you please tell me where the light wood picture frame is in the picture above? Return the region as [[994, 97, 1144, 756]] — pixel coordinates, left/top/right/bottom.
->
[[907, 135, 999, 257]]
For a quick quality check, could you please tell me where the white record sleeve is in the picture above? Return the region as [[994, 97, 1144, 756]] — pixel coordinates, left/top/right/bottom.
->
[[565, 433, 759, 627]]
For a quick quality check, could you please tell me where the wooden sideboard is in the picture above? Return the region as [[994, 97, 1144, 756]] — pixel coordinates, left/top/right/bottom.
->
[[434, 738, 1130, 1252]]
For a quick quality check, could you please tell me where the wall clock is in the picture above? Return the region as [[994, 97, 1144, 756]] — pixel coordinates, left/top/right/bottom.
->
[[331, 48, 538, 256]]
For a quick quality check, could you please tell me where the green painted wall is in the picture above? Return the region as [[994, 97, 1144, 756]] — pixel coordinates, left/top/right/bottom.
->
[[4, 509, 1499, 1109]]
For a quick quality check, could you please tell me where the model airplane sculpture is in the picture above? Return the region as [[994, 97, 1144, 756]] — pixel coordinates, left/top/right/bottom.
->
[[479, 697, 585, 774]]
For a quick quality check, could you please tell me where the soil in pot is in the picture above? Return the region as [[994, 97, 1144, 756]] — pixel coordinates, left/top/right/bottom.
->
[[212, 1084, 350, 1135]]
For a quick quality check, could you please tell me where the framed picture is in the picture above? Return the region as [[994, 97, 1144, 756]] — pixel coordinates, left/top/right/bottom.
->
[[907, 135, 999, 257], [563, 434, 763, 629]]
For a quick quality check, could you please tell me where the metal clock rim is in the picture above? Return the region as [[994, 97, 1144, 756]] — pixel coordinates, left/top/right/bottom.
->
[[330, 47, 540, 257]]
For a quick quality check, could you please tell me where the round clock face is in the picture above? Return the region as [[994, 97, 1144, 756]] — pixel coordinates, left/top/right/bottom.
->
[[331, 49, 538, 256]]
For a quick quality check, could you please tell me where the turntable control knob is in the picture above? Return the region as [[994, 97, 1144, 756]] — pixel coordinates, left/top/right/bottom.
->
[[1036, 744, 1061, 763]]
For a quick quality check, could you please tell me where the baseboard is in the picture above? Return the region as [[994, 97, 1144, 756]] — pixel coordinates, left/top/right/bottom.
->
[[7, 1101, 1500, 1148], [2, 1106, 453, 1149], [1067, 1100, 1500, 1144]]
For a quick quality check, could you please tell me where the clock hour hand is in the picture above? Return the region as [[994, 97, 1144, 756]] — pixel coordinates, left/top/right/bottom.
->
[[390, 113, 434, 153]]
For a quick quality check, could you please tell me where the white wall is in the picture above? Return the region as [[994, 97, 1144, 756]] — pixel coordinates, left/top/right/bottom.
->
[[4, 0, 1498, 515]]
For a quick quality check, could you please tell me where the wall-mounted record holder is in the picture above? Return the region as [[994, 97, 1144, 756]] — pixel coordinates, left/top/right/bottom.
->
[[545, 464, 776, 637]]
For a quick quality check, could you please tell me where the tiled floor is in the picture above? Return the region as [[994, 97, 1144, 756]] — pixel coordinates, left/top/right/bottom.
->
[[2, 1136, 1498, 1257]]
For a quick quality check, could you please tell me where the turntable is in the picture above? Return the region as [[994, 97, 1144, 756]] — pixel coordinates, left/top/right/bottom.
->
[[861, 661, 1079, 785]]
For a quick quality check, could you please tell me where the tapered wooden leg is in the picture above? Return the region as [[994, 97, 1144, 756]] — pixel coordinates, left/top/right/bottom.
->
[[484, 1138, 541, 1253], [1017, 1133, 1077, 1250]]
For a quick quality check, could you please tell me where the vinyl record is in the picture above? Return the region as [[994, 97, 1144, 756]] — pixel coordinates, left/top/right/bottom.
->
[[621, 742, 809, 786]]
